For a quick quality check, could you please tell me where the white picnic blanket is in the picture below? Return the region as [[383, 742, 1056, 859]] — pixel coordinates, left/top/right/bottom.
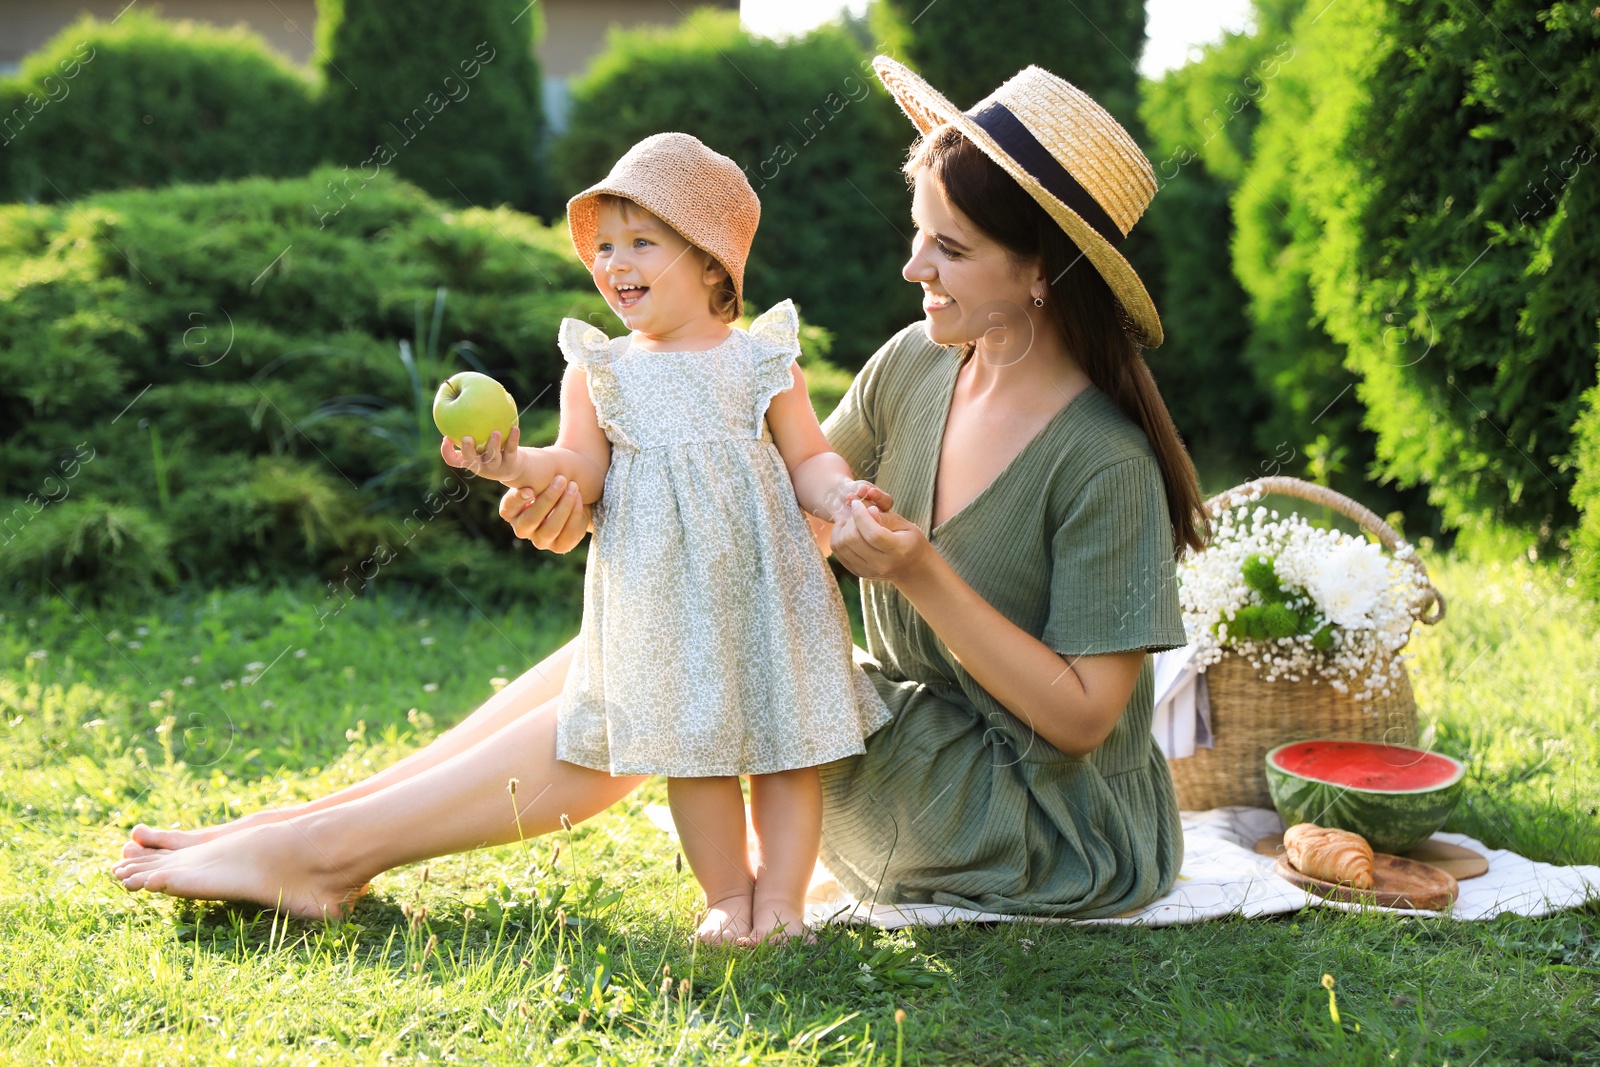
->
[[645, 804, 1600, 929]]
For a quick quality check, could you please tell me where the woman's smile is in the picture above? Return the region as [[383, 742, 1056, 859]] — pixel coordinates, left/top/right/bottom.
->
[[904, 170, 1043, 348]]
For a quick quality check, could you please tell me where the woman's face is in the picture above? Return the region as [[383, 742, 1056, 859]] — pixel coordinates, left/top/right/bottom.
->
[[590, 199, 725, 338], [903, 169, 1043, 351]]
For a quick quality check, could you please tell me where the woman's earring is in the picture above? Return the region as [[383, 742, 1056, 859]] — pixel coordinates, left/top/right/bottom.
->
[[1033, 295, 1045, 308]]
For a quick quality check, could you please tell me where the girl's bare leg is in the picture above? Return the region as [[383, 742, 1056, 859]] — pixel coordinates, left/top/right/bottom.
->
[[126, 641, 577, 854], [111, 693, 646, 919], [667, 776, 755, 944], [743, 767, 821, 945]]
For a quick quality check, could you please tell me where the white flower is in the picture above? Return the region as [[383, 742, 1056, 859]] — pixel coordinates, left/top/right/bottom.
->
[[423, 683, 439, 693], [1177, 494, 1425, 699], [1306, 541, 1390, 628]]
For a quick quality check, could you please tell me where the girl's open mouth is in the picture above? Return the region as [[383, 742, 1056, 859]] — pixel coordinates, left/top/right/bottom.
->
[[615, 283, 649, 309]]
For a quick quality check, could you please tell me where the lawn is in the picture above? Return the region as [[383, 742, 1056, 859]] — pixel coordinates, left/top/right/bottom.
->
[[2, 549, 1597, 1065]]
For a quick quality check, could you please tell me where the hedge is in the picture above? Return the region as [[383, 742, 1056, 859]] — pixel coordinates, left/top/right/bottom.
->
[[1289, 0, 1600, 538], [0, 12, 320, 204], [873, 0, 1145, 129], [0, 167, 602, 603], [315, 0, 550, 216]]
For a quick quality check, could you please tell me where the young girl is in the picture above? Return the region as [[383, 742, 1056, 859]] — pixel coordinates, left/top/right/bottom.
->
[[443, 133, 892, 945]]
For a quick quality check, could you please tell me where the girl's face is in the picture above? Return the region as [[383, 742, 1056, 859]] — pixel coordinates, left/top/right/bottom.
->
[[903, 169, 1044, 351], [590, 199, 727, 339]]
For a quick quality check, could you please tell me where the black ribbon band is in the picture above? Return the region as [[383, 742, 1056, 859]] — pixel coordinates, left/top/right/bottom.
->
[[967, 102, 1124, 250]]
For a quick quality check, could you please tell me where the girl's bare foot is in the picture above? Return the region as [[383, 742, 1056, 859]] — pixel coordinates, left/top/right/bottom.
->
[[129, 805, 305, 852], [741, 896, 813, 946], [695, 892, 754, 945], [111, 819, 370, 920]]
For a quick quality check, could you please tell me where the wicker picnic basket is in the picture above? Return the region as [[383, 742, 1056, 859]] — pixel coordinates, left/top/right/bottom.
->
[[1166, 477, 1447, 811]]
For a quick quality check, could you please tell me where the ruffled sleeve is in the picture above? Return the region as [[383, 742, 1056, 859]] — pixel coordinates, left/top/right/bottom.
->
[[746, 299, 801, 424], [557, 318, 629, 448]]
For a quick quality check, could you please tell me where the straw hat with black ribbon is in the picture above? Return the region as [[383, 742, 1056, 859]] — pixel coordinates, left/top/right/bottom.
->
[[872, 55, 1164, 348], [566, 132, 760, 319]]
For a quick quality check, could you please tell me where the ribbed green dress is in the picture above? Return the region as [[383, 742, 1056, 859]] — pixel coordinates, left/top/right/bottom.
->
[[817, 324, 1190, 918]]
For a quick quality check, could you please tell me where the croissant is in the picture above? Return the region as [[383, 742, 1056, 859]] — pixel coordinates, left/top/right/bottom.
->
[[1283, 823, 1375, 889]]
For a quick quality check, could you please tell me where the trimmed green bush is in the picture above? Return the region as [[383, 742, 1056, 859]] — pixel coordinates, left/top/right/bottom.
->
[[1280, 0, 1600, 538], [1572, 344, 1600, 599], [553, 11, 920, 369], [0, 167, 602, 601], [1227, 23, 1377, 488], [1137, 7, 1297, 482], [1223, 0, 1437, 532], [872, 0, 1145, 128], [0, 12, 320, 203], [316, 0, 548, 216]]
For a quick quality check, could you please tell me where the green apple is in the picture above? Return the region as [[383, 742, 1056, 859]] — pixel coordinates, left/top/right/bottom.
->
[[433, 371, 519, 449]]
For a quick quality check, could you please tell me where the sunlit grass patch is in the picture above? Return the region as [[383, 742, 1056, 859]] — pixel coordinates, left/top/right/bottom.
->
[[1, 564, 1596, 1064]]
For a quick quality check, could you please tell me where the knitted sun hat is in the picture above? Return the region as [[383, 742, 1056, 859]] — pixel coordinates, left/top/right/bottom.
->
[[873, 56, 1164, 348], [566, 133, 760, 318]]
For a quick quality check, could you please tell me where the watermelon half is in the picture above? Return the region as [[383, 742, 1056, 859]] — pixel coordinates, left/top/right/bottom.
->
[[1264, 740, 1466, 854]]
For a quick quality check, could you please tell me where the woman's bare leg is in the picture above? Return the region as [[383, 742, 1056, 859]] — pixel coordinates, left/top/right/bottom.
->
[[127, 640, 577, 854], [112, 692, 646, 919], [667, 776, 756, 944], [743, 767, 821, 945]]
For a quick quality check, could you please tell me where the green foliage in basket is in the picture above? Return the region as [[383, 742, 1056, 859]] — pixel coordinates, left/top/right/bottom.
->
[[1220, 553, 1336, 649]]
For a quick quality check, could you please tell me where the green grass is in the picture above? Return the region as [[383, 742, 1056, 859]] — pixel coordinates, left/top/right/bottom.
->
[[2, 550, 1597, 1065]]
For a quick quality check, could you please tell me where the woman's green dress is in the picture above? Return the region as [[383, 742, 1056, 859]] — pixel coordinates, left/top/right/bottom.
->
[[818, 324, 1190, 918]]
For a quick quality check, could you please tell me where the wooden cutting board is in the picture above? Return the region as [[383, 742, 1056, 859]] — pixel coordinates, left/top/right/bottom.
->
[[1274, 853, 1459, 911], [1254, 834, 1489, 880]]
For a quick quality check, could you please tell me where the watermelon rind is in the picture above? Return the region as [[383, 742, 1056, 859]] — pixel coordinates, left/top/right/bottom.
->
[[1264, 740, 1466, 854]]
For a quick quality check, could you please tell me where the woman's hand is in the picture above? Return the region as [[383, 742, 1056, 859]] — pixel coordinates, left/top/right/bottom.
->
[[813, 479, 895, 524], [830, 499, 930, 583], [499, 478, 591, 554]]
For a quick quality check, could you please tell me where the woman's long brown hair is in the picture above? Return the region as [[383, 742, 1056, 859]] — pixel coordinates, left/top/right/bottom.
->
[[908, 126, 1209, 556]]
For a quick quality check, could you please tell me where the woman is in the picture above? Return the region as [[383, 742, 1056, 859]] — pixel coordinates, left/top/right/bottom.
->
[[114, 57, 1208, 922]]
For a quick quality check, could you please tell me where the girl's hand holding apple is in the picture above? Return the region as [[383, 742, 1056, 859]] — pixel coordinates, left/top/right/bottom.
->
[[440, 427, 535, 485]]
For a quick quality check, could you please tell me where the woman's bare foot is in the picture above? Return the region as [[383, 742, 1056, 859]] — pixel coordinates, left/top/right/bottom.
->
[[694, 892, 753, 945], [128, 805, 307, 853], [111, 820, 370, 920]]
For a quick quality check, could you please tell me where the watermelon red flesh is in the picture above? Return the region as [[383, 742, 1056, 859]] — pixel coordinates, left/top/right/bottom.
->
[[1265, 740, 1466, 855], [1271, 741, 1464, 792]]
